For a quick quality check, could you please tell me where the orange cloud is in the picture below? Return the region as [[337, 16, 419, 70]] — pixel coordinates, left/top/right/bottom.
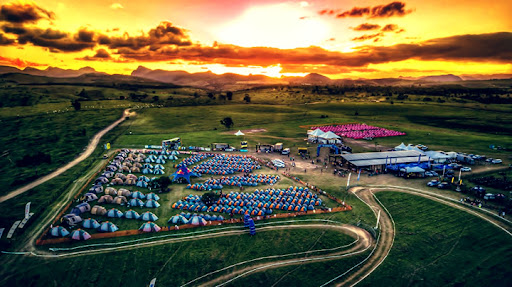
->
[[319, 2, 412, 19], [0, 55, 46, 68]]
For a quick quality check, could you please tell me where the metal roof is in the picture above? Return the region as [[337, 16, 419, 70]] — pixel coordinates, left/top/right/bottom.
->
[[341, 150, 430, 167], [341, 150, 424, 161], [348, 157, 430, 167]]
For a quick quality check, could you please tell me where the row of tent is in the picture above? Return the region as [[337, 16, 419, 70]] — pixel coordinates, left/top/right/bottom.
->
[[178, 153, 214, 167], [187, 174, 280, 191], [190, 154, 261, 176], [50, 221, 162, 240], [64, 205, 159, 224]]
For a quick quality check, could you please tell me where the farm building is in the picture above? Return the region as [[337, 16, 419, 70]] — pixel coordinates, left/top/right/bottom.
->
[[340, 150, 430, 171]]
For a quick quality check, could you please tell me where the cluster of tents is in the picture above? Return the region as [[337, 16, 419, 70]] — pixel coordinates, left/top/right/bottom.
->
[[168, 213, 225, 226], [172, 187, 321, 216], [178, 153, 214, 167], [191, 154, 261, 175], [187, 174, 280, 191], [310, 124, 406, 139]]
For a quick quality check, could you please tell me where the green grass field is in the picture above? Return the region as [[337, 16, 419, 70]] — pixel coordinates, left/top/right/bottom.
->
[[360, 192, 512, 287], [1, 227, 355, 286]]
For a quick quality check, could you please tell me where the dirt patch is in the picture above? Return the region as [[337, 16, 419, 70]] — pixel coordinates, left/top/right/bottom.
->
[[344, 138, 393, 152]]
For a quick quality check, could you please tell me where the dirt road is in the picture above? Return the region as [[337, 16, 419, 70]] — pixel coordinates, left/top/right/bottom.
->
[[0, 109, 132, 203]]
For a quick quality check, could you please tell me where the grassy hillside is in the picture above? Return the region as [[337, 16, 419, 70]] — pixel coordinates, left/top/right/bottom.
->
[[360, 192, 512, 287]]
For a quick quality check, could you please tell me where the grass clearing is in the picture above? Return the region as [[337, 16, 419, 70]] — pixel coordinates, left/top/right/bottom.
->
[[360, 192, 512, 287]]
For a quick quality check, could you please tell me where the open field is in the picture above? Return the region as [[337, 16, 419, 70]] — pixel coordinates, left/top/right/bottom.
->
[[360, 192, 512, 286], [1, 88, 511, 286]]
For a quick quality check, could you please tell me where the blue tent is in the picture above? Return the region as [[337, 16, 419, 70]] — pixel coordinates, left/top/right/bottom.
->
[[82, 218, 100, 229], [170, 165, 200, 184], [140, 211, 158, 221], [145, 199, 161, 208], [146, 193, 160, 201], [98, 221, 118, 232], [124, 210, 140, 219], [50, 226, 70, 237], [107, 208, 124, 218], [129, 198, 144, 207], [168, 215, 188, 225]]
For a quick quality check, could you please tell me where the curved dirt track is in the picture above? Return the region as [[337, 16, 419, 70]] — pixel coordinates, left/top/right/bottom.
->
[[194, 224, 373, 287], [0, 109, 132, 203]]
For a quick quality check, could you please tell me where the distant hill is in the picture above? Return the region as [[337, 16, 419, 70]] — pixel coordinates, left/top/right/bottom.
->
[[0, 65, 107, 78], [418, 74, 463, 82], [1, 65, 511, 90], [132, 66, 286, 89]]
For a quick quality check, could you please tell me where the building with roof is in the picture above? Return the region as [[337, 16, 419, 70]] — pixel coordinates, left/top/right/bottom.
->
[[340, 150, 430, 171]]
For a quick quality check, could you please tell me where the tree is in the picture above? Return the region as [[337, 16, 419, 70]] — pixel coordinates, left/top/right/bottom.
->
[[243, 94, 251, 103], [202, 192, 220, 207], [152, 96, 159, 102], [150, 176, 172, 193], [72, 100, 81, 111], [226, 91, 233, 100], [220, 117, 234, 129]]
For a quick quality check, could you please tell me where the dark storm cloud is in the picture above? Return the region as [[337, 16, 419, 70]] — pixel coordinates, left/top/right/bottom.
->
[[0, 2, 54, 24]]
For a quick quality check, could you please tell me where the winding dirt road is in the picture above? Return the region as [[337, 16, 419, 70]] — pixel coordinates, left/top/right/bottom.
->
[[0, 109, 133, 203]]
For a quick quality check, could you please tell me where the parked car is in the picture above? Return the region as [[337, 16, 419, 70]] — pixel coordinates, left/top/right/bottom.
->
[[483, 193, 495, 200], [281, 148, 290, 155], [492, 159, 503, 164], [460, 167, 472, 172], [272, 159, 285, 168], [437, 182, 450, 189], [427, 180, 440, 187]]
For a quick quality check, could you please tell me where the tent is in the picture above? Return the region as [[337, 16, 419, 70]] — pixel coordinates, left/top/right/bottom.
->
[[71, 202, 91, 215], [98, 221, 118, 232], [140, 211, 158, 221], [50, 226, 69, 237], [118, 188, 131, 197], [132, 191, 146, 199], [394, 142, 408, 151], [113, 196, 128, 205], [321, 131, 341, 139], [153, 169, 165, 175], [81, 192, 98, 202], [125, 178, 137, 185], [308, 128, 325, 136], [89, 185, 103, 194], [107, 208, 124, 218], [146, 193, 160, 201], [139, 222, 161, 233], [138, 176, 150, 182], [111, 178, 124, 185], [169, 155, 178, 161], [70, 229, 91, 241], [129, 198, 144, 207], [136, 181, 148, 188], [171, 165, 200, 184], [145, 199, 160, 208], [61, 214, 82, 225], [235, 130, 245, 136], [124, 210, 140, 219], [82, 218, 101, 229], [168, 215, 188, 225], [154, 164, 165, 170], [98, 195, 114, 204], [189, 216, 207, 226], [403, 166, 425, 173], [91, 205, 107, 216], [105, 187, 117, 196]]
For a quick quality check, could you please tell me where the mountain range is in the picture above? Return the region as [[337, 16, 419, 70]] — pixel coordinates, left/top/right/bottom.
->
[[1, 65, 511, 90]]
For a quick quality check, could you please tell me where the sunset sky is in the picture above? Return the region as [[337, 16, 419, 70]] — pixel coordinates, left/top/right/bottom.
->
[[0, 0, 511, 78]]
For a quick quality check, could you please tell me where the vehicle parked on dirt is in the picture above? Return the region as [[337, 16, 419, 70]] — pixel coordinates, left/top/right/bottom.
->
[[461, 167, 472, 172], [437, 182, 450, 189], [483, 193, 495, 200], [492, 159, 503, 164], [427, 180, 440, 187], [281, 148, 290, 155]]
